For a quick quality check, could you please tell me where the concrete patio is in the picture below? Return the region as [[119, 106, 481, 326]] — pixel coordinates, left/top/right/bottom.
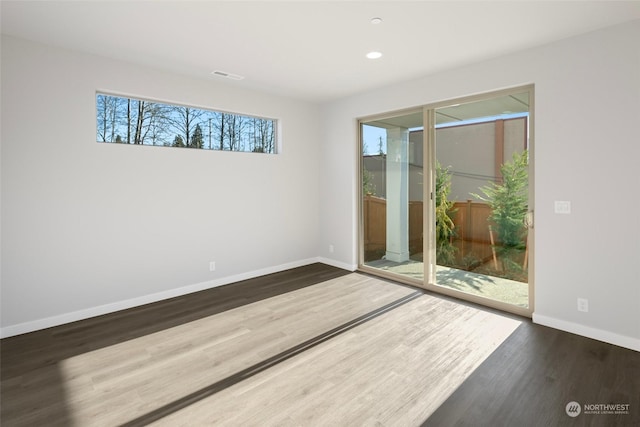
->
[[365, 259, 529, 308]]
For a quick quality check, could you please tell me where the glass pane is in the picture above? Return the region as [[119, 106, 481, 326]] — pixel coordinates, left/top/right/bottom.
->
[[362, 111, 424, 281], [96, 93, 277, 153], [434, 93, 530, 308]]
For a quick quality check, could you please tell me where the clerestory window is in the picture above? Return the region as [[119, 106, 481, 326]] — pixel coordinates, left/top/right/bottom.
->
[[96, 93, 277, 154]]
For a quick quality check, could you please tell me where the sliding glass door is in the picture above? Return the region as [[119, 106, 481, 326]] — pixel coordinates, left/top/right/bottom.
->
[[359, 86, 534, 316], [430, 90, 532, 314], [360, 109, 424, 285]]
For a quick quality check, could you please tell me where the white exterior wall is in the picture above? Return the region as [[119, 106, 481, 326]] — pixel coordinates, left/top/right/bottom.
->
[[437, 122, 496, 202], [504, 118, 527, 161], [437, 117, 527, 202]]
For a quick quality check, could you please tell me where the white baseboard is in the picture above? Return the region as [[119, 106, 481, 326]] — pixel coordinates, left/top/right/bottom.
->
[[0, 257, 331, 339], [532, 313, 640, 352], [317, 257, 357, 272]]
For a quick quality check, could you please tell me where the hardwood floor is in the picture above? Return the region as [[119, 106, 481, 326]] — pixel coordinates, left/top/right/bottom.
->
[[425, 321, 640, 426], [1, 263, 638, 426]]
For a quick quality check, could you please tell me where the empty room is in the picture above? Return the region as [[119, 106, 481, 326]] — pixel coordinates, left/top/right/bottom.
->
[[1, 1, 639, 426]]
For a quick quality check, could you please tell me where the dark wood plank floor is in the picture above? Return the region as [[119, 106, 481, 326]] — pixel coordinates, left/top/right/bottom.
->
[[425, 321, 640, 426], [1, 263, 350, 426], [1, 263, 349, 378], [1, 263, 638, 426]]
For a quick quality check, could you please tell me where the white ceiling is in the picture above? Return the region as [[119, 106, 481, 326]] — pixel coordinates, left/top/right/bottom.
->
[[2, 1, 640, 103]]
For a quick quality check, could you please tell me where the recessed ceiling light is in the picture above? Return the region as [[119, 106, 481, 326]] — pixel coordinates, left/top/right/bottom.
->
[[366, 51, 383, 59], [371, 17, 383, 25]]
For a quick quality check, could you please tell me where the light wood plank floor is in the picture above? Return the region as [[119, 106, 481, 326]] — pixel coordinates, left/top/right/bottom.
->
[[2, 263, 639, 426], [151, 284, 519, 426]]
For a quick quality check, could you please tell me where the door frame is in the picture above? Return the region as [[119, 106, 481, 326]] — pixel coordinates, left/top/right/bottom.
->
[[357, 85, 535, 318], [423, 85, 535, 318]]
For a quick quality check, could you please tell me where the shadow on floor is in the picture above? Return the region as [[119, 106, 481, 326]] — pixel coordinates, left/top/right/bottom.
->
[[0, 263, 350, 426]]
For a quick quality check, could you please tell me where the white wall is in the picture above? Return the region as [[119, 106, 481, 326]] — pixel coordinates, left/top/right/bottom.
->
[[319, 20, 640, 350], [1, 36, 322, 336]]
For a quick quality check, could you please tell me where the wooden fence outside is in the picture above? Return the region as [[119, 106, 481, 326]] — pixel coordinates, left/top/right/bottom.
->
[[363, 196, 495, 262], [450, 200, 494, 264]]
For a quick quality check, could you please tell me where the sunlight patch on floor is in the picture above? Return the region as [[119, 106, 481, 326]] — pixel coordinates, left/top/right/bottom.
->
[[57, 274, 417, 426], [155, 293, 523, 426]]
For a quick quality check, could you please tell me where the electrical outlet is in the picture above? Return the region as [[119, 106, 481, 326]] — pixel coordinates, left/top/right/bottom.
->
[[577, 298, 589, 313], [329, 245, 334, 253], [209, 261, 216, 272]]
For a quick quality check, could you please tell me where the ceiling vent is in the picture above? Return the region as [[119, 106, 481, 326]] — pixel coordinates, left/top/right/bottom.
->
[[211, 70, 245, 80]]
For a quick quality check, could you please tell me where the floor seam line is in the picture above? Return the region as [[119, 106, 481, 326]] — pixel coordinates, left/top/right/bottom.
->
[[118, 290, 423, 427]]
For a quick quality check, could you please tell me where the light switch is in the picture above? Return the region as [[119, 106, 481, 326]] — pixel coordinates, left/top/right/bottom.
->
[[554, 201, 571, 214]]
